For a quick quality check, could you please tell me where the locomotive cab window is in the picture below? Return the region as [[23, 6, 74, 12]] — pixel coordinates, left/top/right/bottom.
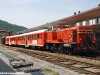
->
[[53, 27, 57, 31], [48, 26, 53, 31], [57, 26, 63, 30]]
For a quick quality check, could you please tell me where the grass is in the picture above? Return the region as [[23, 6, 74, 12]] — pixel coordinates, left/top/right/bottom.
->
[[75, 70, 85, 74], [98, 63, 100, 66], [53, 73, 60, 75], [6, 51, 17, 58], [0, 47, 5, 51], [57, 54, 66, 58], [0, 46, 17, 58], [44, 68, 53, 72], [44, 68, 60, 75]]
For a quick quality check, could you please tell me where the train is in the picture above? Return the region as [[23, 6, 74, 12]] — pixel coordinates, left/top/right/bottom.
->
[[1, 25, 98, 54]]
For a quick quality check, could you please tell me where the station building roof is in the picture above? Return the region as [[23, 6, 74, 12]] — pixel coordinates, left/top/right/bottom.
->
[[18, 5, 100, 34], [0, 30, 12, 32]]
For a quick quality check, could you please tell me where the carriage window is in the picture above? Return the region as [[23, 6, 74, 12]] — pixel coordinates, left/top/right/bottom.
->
[[30, 35, 31, 40], [19, 37, 20, 40], [29, 35, 31, 40], [22, 36, 24, 40], [37, 34, 39, 39], [28, 35, 30, 40], [29, 35, 30, 40], [32, 35, 34, 40], [39, 34, 42, 39], [20, 37, 21, 40], [34, 34, 35, 40], [20, 36, 22, 40], [34, 34, 36, 40], [22, 37, 23, 40], [31, 35, 32, 40], [24, 36, 25, 40]]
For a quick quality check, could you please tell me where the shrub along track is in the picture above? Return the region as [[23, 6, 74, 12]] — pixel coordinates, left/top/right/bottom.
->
[[1, 45, 100, 75]]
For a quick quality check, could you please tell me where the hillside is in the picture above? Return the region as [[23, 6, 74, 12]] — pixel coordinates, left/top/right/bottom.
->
[[0, 20, 27, 35]]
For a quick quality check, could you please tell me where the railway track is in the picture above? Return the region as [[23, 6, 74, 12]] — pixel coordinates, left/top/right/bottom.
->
[[67, 52, 100, 62], [2, 45, 100, 75], [4, 45, 100, 61]]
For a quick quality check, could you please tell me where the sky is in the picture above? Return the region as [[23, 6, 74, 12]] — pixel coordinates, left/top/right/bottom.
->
[[0, 0, 100, 28]]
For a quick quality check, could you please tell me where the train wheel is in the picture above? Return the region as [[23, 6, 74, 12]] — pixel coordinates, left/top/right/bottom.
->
[[41, 44, 46, 50], [30, 46, 35, 50], [58, 44, 64, 53], [50, 44, 57, 53], [70, 45, 77, 55]]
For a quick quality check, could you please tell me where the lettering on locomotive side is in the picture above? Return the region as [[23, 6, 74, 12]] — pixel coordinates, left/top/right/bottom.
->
[[32, 40, 37, 44], [12, 41, 14, 44]]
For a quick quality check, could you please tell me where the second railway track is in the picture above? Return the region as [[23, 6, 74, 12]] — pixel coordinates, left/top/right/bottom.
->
[[2, 45, 100, 75]]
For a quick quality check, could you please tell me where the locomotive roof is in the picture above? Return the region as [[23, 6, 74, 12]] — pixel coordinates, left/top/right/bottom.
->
[[18, 6, 100, 34], [20, 29, 47, 36]]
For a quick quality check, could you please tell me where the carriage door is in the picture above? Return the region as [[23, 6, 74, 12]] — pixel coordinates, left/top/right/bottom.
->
[[73, 30, 77, 42], [25, 35, 28, 46], [9, 38, 11, 45]]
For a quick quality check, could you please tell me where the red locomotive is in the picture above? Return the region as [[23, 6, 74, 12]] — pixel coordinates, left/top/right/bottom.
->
[[4, 25, 98, 54]]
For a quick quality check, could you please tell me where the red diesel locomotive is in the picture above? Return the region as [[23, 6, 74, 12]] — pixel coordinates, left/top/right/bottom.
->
[[4, 25, 98, 53]]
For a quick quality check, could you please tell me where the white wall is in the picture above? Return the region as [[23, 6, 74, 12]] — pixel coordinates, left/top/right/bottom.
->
[[93, 19, 97, 25], [76, 22, 80, 26], [83, 21, 86, 26], [76, 22, 82, 26], [89, 19, 93, 25]]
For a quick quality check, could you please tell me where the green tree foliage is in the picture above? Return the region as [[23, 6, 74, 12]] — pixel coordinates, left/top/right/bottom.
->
[[0, 20, 27, 35]]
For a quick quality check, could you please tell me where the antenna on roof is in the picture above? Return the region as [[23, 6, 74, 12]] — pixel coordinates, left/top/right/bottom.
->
[[74, 12, 76, 15], [78, 11, 80, 14]]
